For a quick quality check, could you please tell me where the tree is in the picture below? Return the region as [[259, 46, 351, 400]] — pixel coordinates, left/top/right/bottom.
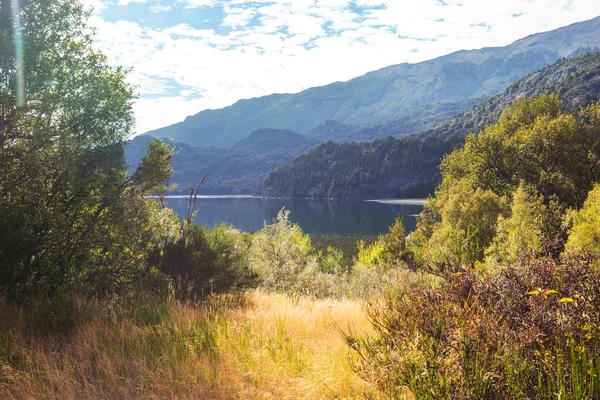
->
[[248, 208, 317, 293], [564, 184, 600, 259], [414, 180, 509, 275], [485, 184, 562, 268], [382, 215, 409, 266], [0, 0, 172, 300], [441, 95, 600, 208], [410, 96, 600, 274]]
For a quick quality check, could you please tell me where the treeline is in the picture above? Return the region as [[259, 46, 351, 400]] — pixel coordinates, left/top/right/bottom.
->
[[264, 51, 600, 198], [264, 136, 453, 198]]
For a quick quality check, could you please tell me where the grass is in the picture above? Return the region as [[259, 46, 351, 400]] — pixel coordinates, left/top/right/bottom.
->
[[0, 291, 381, 399]]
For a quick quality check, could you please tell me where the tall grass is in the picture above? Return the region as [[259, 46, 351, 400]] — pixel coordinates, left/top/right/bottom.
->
[[0, 291, 380, 399]]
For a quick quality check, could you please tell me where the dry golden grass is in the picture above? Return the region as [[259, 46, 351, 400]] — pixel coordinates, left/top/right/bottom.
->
[[0, 291, 381, 399]]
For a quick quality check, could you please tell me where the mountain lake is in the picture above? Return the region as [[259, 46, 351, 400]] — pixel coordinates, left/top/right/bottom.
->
[[161, 196, 425, 235]]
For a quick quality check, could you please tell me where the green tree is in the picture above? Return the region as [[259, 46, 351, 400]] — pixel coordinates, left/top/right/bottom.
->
[[564, 183, 600, 259], [411, 96, 600, 273], [0, 0, 172, 300], [485, 184, 562, 268], [419, 180, 510, 275], [381, 215, 409, 266], [441, 95, 600, 208]]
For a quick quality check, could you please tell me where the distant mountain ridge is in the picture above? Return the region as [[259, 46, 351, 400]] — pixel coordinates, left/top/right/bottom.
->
[[263, 51, 600, 199], [306, 99, 482, 142], [126, 128, 317, 194], [232, 128, 318, 153], [146, 16, 600, 148]]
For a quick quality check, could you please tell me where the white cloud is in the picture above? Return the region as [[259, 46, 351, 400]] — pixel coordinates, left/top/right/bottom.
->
[[177, 0, 216, 9], [81, 0, 109, 14], [149, 4, 172, 13], [118, 0, 147, 6], [222, 5, 257, 28], [87, 0, 600, 135]]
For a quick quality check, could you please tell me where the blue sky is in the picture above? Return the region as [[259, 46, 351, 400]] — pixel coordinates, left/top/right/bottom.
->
[[82, 0, 600, 136]]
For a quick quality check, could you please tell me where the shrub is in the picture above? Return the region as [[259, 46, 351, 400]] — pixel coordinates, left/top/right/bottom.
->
[[381, 215, 410, 266], [154, 222, 254, 300], [356, 238, 386, 269], [346, 256, 600, 399], [249, 208, 317, 294], [357, 215, 410, 270]]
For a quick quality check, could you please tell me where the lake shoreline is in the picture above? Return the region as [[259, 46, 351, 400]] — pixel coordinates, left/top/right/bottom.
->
[[152, 195, 427, 204], [160, 196, 425, 235]]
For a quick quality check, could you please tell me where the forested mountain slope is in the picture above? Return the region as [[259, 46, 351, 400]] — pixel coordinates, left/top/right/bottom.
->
[[126, 129, 317, 194], [263, 51, 600, 199], [145, 17, 600, 148]]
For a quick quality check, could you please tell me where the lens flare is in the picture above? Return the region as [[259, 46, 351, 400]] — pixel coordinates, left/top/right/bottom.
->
[[10, 0, 24, 106]]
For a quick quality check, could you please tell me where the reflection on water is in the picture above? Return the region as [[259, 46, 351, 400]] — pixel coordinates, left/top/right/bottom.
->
[[163, 197, 424, 235]]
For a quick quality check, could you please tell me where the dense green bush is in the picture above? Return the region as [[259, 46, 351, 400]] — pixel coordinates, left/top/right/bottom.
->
[[152, 222, 255, 299], [486, 184, 564, 268], [414, 181, 510, 275], [249, 208, 317, 294], [247, 208, 414, 298], [348, 96, 600, 399]]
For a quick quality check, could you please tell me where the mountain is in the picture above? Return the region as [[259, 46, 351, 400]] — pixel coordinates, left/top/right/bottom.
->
[[146, 17, 600, 148], [125, 129, 317, 194], [231, 128, 318, 154], [306, 99, 481, 142], [263, 51, 600, 199]]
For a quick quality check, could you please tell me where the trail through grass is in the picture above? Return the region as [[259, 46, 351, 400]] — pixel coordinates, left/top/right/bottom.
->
[[0, 291, 380, 399]]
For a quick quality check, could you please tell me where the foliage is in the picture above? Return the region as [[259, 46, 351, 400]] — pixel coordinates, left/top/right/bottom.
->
[[381, 215, 409, 266], [413, 181, 509, 275], [347, 257, 600, 399], [564, 183, 600, 259], [318, 246, 346, 274], [409, 95, 600, 274], [264, 135, 448, 198], [0, 0, 173, 301], [249, 208, 318, 294], [356, 216, 409, 269], [486, 184, 564, 267], [356, 238, 386, 268], [153, 222, 255, 299], [442, 95, 600, 208]]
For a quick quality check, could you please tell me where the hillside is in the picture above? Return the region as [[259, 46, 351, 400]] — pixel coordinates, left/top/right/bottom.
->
[[145, 17, 600, 148], [231, 128, 318, 154], [126, 129, 317, 194], [263, 51, 600, 199], [306, 99, 481, 142]]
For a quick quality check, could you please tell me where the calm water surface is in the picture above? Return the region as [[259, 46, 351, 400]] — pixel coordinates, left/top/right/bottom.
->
[[163, 197, 424, 235]]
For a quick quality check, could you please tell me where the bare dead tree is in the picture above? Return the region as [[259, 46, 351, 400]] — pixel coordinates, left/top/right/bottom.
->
[[181, 173, 208, 235]]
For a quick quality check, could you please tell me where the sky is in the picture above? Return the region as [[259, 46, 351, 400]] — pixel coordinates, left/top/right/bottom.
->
[[81, 0, 600, 136]]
